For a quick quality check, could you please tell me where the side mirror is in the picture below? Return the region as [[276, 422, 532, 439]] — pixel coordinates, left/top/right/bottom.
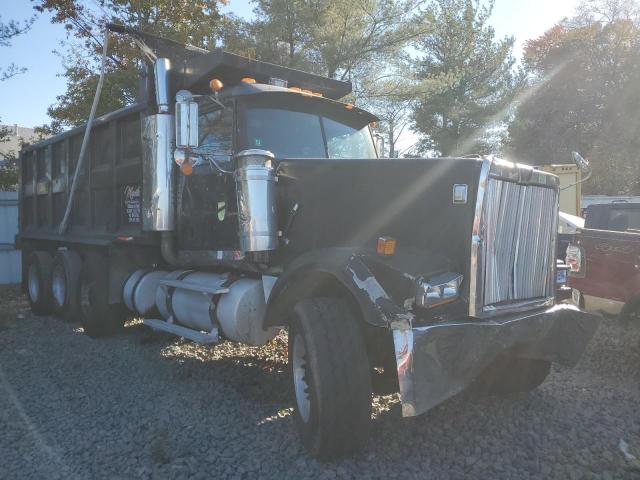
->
[[175, 90, 199, 148], [571, 151, 589, 171]]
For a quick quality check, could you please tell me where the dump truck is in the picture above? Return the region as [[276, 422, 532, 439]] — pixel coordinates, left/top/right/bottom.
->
[[18, 26, 598, 459]]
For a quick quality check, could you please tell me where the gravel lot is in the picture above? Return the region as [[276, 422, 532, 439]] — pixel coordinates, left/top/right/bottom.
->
[[0, 284, 639, 479]]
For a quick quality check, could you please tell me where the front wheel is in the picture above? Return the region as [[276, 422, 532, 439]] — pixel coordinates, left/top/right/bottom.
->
[[289, 297, 372, 459]]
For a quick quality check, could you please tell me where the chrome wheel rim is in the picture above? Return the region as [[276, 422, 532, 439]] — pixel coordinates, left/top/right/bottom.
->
[[28, 264, 39, 302], [292, 333, 311, 423], [52, 264, 66, 309]]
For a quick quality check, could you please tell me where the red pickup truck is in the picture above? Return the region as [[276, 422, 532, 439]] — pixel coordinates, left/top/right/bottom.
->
[[567, 203, 640, 321]]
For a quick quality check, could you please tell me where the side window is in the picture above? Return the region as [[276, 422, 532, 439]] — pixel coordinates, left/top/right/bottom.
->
[[609, 208, 640, 231], [196, 105, 233, 161]]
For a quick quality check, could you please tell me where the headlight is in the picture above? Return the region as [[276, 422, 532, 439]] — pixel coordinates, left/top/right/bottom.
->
[[415, 273, 463, 308]]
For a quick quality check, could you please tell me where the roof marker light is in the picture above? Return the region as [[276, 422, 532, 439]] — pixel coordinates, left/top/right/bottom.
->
[[241, 77, 256, 84], [209, 78, 224, 91]]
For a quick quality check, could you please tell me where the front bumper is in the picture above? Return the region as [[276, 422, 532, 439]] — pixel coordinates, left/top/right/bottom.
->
[[392, 304, 599, 417]]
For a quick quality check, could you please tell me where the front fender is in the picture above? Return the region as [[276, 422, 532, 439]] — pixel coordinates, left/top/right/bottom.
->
[[263, 247, 451, 329]]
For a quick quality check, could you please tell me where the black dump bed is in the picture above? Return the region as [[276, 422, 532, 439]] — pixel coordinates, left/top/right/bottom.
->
[[18, 104, 154, 246]]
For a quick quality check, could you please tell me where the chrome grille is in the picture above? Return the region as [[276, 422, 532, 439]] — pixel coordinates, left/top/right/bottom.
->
[[482, 178, 557, 306], [469, 158, 560, 318]]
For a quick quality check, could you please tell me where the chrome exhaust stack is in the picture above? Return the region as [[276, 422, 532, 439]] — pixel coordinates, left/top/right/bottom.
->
[[142, 58, 175, 232]]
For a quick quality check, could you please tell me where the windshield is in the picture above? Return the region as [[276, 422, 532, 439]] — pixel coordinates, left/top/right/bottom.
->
[[244, 107, 377, 159]]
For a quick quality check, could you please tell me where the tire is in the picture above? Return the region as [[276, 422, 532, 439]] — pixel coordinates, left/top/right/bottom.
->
[[79, 253, 126, 337], [472, 356, 551, 395], [51, 250, 83, 322], [25, 251, 54, 315], [288, 297, 372, 459]]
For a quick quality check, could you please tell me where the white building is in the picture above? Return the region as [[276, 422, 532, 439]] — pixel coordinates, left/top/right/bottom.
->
[[0, 124, 38, 162]]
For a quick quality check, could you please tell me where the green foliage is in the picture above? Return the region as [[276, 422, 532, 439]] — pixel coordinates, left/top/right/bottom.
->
[[243, 0, 420, 80], [0, 14, 32, 190], [36, 0, 227, 128], [0, 15, 34, 81], [411, 0, 523, 156], [508, 0, 640, 195], [0, 162, 19, 192]]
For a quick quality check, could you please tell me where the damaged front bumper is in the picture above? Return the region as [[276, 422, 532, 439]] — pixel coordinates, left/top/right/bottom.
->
[[392, 304, 599, 417]]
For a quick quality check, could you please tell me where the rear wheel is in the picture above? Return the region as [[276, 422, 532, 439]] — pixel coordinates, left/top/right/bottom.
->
[[25, 251, 54, 315], [79, 253, 126, 337], [473, 356, 551, 395], [288, 297, 372, 459], [51, 250, 83, 322]]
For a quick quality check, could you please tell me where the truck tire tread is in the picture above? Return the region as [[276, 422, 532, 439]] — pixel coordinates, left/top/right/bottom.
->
[[289, 297, 372, 459], [26, 251, 54, 315]]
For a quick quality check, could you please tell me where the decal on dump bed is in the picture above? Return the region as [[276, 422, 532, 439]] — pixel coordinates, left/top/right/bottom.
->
[[123, 185, 141, 225]]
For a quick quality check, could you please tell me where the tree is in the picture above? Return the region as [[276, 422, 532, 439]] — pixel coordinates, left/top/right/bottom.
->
[[35, 0, 228, 129], [508, 0, 640, 195], [411, 0, 523, 156], [0, 15, 34, 81], [359, 68, 418, 157], [0, 14, 34, 190], [247, 0, 421, 80]]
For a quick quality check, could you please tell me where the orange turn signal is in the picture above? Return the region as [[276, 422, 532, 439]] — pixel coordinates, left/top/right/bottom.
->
[[180, 161, 193, 176], [345, 103, 354, 110], [209, 78, 224, 91], [377, 237, 396, 256], [241, 76, 256, 84]]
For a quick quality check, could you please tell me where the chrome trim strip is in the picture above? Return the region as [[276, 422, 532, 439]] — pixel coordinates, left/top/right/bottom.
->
[[468, 156, 492, 317]]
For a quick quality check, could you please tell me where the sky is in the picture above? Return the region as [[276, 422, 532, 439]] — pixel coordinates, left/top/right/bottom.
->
[[0, 0, 580, 128]]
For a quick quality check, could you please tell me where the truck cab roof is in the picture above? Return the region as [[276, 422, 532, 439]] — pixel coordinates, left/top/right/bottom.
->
[[221, 82, 378, 125]]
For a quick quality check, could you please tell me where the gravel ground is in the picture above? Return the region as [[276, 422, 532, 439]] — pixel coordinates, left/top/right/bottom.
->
[[1, 284, 639, 479]]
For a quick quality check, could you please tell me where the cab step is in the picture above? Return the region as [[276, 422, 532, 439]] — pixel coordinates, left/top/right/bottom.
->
[[143, 319, 219, 344]]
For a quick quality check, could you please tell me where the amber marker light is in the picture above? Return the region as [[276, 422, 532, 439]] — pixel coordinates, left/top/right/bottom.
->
[[345, 103, 354, 110], [377, 237, 396, 256], [289, 86, 302, 92], [301, 89, 313, 96], [241, 76, 256, 84], [209, 78, 224, 91], [180, 161, 193, 176]]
